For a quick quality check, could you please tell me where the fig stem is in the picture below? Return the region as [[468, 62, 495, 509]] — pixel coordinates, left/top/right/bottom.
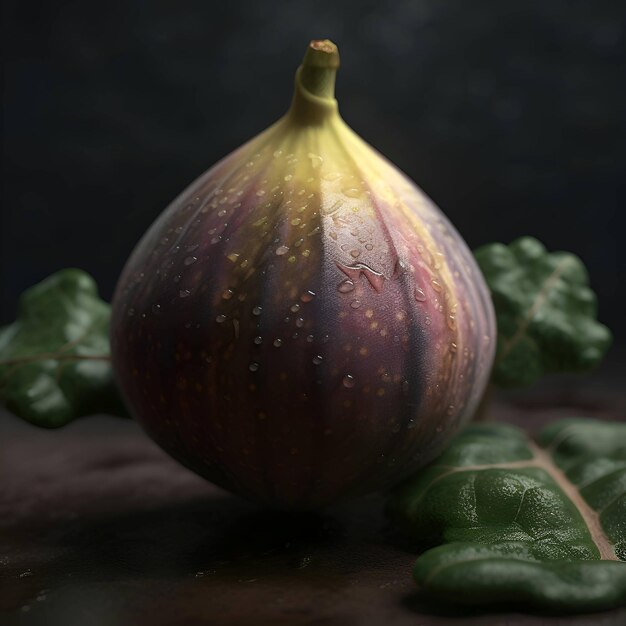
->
[[288, 40, 340, 124], [299, 39, 340, 100]]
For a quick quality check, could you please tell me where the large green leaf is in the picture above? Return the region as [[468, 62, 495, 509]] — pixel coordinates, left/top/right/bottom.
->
[[388, 419, 626, 612], [0, 269, 127, 427], [473, 237, 612, 387]]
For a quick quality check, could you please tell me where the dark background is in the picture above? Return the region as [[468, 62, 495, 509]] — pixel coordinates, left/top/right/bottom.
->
[[2, 0, 625, 360]]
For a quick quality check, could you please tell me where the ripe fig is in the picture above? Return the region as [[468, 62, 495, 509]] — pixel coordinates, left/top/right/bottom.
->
[[111, 40, 496, 509]]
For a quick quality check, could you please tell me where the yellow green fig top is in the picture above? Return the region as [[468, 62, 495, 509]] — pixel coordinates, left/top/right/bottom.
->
[[110, 40, 496, 509]]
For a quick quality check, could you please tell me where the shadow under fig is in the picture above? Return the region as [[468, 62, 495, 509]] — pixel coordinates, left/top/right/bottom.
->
[[401, 589, 626, 623], [3, 492, 386, 601]]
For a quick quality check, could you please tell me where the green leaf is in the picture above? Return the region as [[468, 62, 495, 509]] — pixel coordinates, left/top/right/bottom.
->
[[387, 419, 626, 612], [473, 237, 612, 387], [0, 269, 127, 427]]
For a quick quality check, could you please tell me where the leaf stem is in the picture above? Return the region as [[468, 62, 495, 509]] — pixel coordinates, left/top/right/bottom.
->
[[528, 441, 618, 561], [497, 256, 574, 364]]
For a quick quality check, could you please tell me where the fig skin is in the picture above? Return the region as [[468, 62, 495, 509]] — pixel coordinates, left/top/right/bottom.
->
[[111, 41, 496, 509]]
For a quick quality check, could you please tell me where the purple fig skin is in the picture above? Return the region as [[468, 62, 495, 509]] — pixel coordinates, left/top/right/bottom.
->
[[110, 42, 495, 509]]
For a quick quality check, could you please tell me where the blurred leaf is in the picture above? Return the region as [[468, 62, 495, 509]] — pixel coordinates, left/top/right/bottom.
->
[[474, 237, 612, 387], [388, 419, 626, 612], [0, 269, 127, 427]]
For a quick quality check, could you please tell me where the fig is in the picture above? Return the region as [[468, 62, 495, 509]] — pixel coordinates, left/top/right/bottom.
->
[[111, 40, 496, 509]]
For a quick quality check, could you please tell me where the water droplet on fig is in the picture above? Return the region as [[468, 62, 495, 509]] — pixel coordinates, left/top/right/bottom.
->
[[338, 279, 355, 293], [450, 342, 458, 353], [276, 245, 289, 256], [414, 287, 427, 302], [273, 338, 283, 347], [179, 290, 191, 298], [300, 290, 315, 302], [216, 314, 227, 323], [342, 374, 355, 388], [152, 304, 161, 314], [295, 317, 304, 328], [290, 303, 301, 313], [307, 152, 323, 168], [312, 355, 323, 365], [447, 314, 457, 331], [431, 279, 442, 293], [254, 336, 263, 344], [211, 236, 222, 244], [222, 289, 234, 300], [350, 249, 361, 258], [350, 300, 361, 309], [227, 253, 240, 263], [343, 187, 361, 198], [249, 362, 259, 372], [306, 334, 314, 342], [252, 306, 262, 316]]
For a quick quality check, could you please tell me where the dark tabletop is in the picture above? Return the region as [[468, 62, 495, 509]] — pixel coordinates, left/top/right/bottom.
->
[[1, 375, 626, 626]]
